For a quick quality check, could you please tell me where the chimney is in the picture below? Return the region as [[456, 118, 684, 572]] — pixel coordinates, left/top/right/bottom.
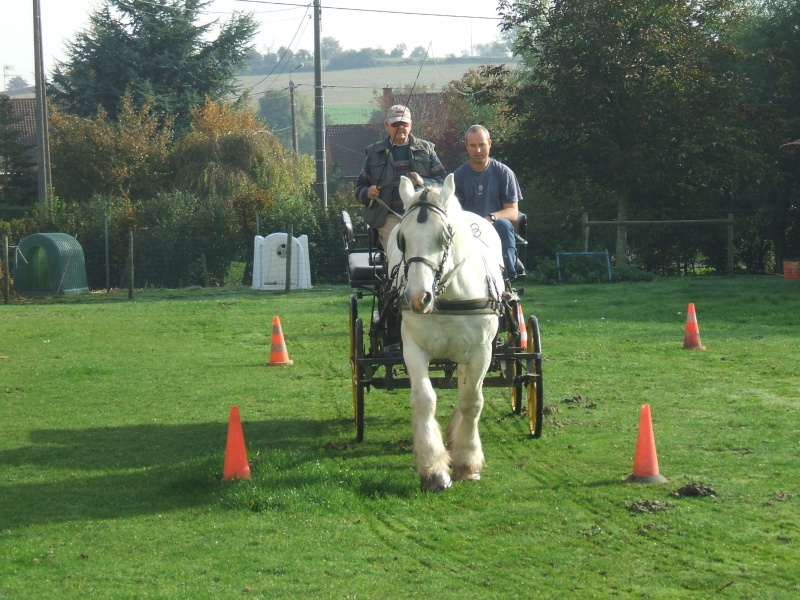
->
[[382, 86, 394, 114]]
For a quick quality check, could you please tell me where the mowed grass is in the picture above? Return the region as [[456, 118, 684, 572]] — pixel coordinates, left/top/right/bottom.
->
[[239, 60, 510, 123], [1, 277, 798, 598]]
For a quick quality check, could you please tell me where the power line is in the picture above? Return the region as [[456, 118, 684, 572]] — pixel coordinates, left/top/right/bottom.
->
[[232, 1, 501, 21], [240, 4, 312, 94]]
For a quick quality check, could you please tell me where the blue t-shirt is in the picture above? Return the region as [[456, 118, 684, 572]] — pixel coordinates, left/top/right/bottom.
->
[[453, 158, 522, 217]]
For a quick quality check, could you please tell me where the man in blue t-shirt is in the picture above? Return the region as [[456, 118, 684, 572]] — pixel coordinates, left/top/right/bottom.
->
[[453, 125, 524, 279]]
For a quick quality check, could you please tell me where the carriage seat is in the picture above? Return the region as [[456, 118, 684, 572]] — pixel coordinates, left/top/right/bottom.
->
[[341, 210, 386, 288]]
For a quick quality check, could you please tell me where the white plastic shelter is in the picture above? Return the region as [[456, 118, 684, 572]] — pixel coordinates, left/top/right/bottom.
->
[[252, 233, 312, 290]]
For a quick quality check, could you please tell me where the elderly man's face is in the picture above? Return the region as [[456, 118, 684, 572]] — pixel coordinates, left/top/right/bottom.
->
[[385, 119, 412, 145]]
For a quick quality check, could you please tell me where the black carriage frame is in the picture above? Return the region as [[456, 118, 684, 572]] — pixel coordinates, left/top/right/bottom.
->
[[342, 210, 544, 442]]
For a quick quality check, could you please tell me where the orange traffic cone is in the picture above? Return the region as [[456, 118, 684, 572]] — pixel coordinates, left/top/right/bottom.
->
[[625, 404, 668, 483], [223, 406, 250, 480], [683, 303, 706, 350], [517, 303, 528, 349], [267, 315, 293, 365]]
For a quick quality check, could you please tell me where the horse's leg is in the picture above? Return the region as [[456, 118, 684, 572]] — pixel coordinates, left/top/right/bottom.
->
[[405, 345, 451, 492], [447, 353, 491, 481]]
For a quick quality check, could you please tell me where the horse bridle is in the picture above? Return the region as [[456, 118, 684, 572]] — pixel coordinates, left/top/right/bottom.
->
[[396, 192, 456, 296], [393, 189, 505, 316]]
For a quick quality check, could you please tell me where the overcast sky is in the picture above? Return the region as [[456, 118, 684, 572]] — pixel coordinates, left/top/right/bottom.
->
[[1, 0, 506, 88]]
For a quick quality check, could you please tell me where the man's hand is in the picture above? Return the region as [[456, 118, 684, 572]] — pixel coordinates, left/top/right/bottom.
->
[[407, 172, 424, 187]]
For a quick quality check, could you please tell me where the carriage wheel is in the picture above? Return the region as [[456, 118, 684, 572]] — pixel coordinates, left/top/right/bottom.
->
[[526, 315, 544, 438], [353, 318, 366, 442]]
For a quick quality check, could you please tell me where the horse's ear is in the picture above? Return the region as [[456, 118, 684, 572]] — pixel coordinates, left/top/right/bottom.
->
[[440, 173, 457, 211], [399, 176, 415, 205]]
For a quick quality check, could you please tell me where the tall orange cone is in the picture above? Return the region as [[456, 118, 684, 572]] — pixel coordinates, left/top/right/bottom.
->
[[267, 315, 293, 365], [683, 303, 706, 350], [625, 404, 668, 483], [223, 406, 250, 480]]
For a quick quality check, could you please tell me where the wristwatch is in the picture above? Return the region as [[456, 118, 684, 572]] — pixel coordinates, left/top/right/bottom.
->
[[487, 214, 497, 223]]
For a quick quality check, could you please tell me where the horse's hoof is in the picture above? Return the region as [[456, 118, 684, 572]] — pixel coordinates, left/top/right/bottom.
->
[[452, 467, 481, 481], [420, 472, 452, 493]]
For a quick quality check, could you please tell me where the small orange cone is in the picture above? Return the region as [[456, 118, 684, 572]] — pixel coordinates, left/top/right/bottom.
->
[[625, 404, 668, 483], [267, 315, 293, 365], [683, 303, 706, 350], [223, 406, 250, 480]]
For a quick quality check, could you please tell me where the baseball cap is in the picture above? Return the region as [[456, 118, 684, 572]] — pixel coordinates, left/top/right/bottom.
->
[[386, 104, 411, 124]]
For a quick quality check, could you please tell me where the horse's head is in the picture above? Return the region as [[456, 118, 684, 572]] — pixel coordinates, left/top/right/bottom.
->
[[392, 174, 459, 313]]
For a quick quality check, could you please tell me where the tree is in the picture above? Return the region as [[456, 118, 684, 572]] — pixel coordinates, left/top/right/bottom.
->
[[6, 76, 31, 91], [49, 93, 173, 201], [172, 99, 313, 201], [327, 48, 381, 70], [257, 89, 315, 156], [321, 37, 342, 60], [49, 0, 257, 130], [498, 0, 757, 269], [728, 0, 800, 269], [409, 46, 427, 59], [470, 40, 510, 58], [390, 44, 407, 59], [0, 96, 37, 206]]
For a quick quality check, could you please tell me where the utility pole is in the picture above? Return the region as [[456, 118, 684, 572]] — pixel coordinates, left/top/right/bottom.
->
[[313, 0, 327, 207], [32, 0, 52, 213], [289, 63, 304, 157]]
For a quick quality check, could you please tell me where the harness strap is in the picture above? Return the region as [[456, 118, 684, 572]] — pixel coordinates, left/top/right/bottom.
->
[[398, 296, 504, 316]]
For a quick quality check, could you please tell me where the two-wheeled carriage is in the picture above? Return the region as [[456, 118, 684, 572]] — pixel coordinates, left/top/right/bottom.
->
[[342, 190, 544, 446]]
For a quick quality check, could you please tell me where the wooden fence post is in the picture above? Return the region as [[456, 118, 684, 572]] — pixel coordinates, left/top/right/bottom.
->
[[581, 211, 589, 252], [727, 213, 734, 276], [201, 253, 209, 287], [2, 235, 9, 304], [128, 229, 134, 300], [104, 218, 110, 292], [284, 226, 293, 292]]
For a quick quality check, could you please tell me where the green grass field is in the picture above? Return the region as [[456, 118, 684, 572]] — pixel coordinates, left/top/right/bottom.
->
[[1, 277, 798, 598], [239, 60, 511, 124]]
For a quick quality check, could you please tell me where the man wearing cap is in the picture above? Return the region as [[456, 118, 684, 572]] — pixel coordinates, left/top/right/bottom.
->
[[453, 124, 524, 280], [355, 104, 446, 251]]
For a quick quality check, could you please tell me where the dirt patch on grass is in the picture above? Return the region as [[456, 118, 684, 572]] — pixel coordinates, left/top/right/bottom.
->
[[628, 499, 674, 513], [672, 482, 717, 498]]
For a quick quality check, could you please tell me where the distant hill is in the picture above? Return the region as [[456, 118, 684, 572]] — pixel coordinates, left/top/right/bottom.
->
[[236, 58, 519, 124]]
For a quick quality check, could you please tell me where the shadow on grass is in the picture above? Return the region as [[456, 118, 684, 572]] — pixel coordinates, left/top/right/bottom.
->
[[0, 417, 415, 528]]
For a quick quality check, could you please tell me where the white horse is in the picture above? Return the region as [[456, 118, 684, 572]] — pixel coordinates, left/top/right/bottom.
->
[[386, 173, 505, 492]]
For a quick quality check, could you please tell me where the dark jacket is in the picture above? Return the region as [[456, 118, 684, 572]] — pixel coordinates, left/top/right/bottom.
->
[[355, 135, 445, 228]]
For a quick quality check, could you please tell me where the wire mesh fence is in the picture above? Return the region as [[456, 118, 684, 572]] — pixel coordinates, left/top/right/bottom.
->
[[2, 224, 351, 299]]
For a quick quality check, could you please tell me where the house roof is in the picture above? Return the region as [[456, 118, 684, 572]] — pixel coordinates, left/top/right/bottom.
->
[[326, 123, 383, 180], [5, 97, 37, 150]]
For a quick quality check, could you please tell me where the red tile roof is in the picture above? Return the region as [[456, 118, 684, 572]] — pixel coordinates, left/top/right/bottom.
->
[[6, 97, 37, 151], [326, 123, 383, 180]]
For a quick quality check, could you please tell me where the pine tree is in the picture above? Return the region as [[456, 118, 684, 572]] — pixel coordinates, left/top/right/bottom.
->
[[49, 0, 257, 131]]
